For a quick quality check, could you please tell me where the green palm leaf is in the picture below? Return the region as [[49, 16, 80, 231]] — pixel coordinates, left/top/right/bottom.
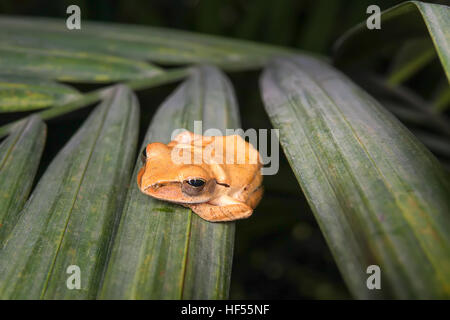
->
[[334, 1, 450, 84], [260, 55, 450, 299], [0, 68, 189, 138], [0, 45, 162, 83], [0, 1, 448, 300], [0, 15, 297, 71], [0, 116, 46, 241], [99, 65, 239, 299], [0, 85, 139, 299], [387, 38, 437, 86], [0, 75, 81, 112]]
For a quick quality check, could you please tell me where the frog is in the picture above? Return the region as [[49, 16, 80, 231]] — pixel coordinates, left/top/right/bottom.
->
[[137, 130, 263, 222]]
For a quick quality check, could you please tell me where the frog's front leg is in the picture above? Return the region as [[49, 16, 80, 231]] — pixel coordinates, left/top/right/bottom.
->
[[186, 196, 253, 222]]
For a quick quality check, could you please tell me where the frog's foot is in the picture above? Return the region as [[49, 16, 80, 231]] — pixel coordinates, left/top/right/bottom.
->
[[187, 196, 252, 222]]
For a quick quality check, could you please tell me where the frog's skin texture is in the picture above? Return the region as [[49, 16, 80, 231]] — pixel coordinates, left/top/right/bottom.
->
[[137, 131, 263, 222]]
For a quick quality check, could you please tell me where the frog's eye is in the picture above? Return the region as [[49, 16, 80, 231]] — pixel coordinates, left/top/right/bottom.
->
[[186, 179, 205, 187], [182, 178, 207, 196], [141, 148, 147, 164]]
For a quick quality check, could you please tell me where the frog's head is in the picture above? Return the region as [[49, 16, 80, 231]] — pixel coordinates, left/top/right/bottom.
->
[[137, 142, 226, 204]]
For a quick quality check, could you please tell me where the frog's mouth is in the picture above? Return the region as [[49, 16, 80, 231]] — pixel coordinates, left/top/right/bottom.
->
[[144, 181, 181, 197], [144, 181, 229, 190], [145, 181, 178, 191], [142, 181, 213, 204], [216, 182, 230, 188]]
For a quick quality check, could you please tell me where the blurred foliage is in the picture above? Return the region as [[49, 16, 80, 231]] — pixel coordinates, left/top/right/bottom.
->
[[0, 0, 447, 299], [0, 0, 410, 51]]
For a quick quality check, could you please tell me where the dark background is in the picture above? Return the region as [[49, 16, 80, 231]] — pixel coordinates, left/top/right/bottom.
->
[[1, 0, 447, 299]]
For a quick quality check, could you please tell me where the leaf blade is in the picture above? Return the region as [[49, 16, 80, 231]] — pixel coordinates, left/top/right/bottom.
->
[[0, 75, 81, 112], [0, 44, 163, 83], [99, 65, 240, 299], [334, 1, 450, 84], [0, 15, 299, 71], [0, 85, 140, 299], [260, 55, 450, 299], [0, 115, 46, 241], [0, 68, 190, 140]]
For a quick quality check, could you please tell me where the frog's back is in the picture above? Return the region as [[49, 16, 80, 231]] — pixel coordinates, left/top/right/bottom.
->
[[216, 135, 262, 189]]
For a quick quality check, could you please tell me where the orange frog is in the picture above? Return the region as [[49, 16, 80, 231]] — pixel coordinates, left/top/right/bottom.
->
[[137, 131, 263, 222]]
